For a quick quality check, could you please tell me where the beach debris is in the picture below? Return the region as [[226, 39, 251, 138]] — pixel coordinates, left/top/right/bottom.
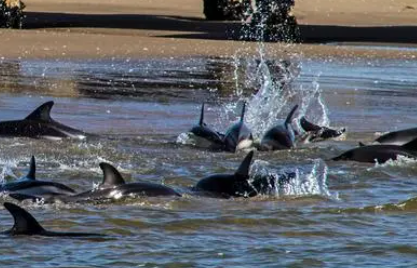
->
[[0, 0, 25, 29]]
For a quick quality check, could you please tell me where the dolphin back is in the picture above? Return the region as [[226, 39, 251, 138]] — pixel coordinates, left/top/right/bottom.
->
[[376, 128, 417, 145], [401, 137, 417, 151]]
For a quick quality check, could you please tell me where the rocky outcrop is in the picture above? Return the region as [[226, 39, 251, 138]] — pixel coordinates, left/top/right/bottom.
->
[[0, 0, 25, 28]]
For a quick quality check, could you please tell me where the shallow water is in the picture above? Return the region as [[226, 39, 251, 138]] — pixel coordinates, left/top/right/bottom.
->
[[0, 55, 417, 267]]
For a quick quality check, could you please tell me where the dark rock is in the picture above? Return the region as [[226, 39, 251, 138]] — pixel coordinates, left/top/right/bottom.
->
[[0, 0, 25, 29]]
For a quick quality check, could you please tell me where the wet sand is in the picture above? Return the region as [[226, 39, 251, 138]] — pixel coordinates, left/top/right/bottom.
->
[[0, 0, 417, 60]]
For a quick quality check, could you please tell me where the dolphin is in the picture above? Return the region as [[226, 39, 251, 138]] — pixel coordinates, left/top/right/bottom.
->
[[194, 151, 257, 198], [1, 156, 76, 198], [188, 103, 224, 149], [299, 116, 346, 142], [259, 104, 298, 151], [223, 103, 253, 152], [374, 127, 417, 146], [332, 138, 417, 163], [1, 202, 102, 237], [0, 101, 89, 140], [11, 162, 181, 203]]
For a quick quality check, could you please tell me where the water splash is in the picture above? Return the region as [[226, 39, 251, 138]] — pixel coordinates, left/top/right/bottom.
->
[[368, 155, 417, 170], [0, 157, 24, 184], [221, 52, 333, 141], [295, 72, 330, 129], [249, 158, 337, 199]]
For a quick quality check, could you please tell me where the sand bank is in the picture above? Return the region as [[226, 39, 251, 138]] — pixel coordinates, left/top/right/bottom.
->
[[0, 0, 416, 60]]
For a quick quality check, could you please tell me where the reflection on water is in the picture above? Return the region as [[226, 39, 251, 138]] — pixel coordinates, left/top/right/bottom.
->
[[0, 56, 416, 267]]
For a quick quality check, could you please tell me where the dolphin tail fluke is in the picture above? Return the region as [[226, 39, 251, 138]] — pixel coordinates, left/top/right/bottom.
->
[[26, 156, 36, 180], [25, 101, 54, 121], [300, 116, 321, 132], [402, 138, 417, 151], [235, 151, 254, 178], [285, 105, 299, 127], [99, 163, 126, 187], [199, 103, 205, 126], [4, 202, 46, 235]]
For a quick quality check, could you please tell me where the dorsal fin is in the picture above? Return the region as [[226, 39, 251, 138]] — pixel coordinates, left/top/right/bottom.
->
[[4, 202, 45, 235], [402, 138, 417, 151], [199, 103, 205, 126], [235, 151, 254, 178], [99, 163, 126, 187], [26, 156, 36, 180], [285, 105, 299, 126], [25, 101, 54, 121], [240, 102, 246, 122], [358, 142, 366, 147]]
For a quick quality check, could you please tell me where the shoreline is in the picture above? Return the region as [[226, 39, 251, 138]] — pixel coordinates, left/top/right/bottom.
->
[[1, 31, 416, 61], [0, 0, 416, 61]]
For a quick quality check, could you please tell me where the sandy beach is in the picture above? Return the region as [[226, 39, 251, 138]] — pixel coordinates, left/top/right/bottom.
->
[[0, 0, 417, 60]]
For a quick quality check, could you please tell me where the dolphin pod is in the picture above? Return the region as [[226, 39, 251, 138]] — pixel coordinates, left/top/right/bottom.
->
[[186, 103, 346, 152], [1, 99, 417, 239], [10, 162, 181, 203]]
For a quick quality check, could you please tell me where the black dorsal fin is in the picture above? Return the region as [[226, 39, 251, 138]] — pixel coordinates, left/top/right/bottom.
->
[[26, 156, 36, 180], [199, 103, 205, 126], [99, 163, 126, 187], [25, 101, 54, 121], [235, 151, 254, 178], [240, 102, 246, 122], [4, 202, 45, 235], [402, 138, 417, 151], [285, 105, 299, 126]]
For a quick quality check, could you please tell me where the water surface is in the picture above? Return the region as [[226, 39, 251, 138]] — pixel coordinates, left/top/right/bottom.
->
[[0, 55, 417, 267]]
